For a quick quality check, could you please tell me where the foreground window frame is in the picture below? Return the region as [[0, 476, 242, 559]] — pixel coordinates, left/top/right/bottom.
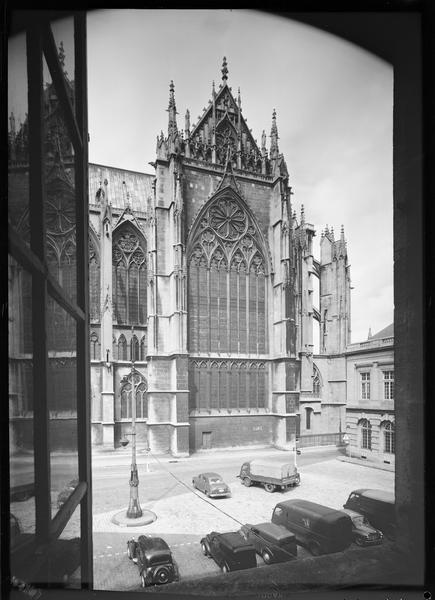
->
[[7, 11, 92, 590]]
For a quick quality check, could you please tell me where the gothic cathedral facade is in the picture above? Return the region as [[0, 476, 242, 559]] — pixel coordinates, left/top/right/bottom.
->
[[87, 59, 351, 455], [8, 55, 352, 456]]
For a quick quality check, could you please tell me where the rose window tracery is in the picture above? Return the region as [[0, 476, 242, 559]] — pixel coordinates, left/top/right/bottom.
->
[[209, 199, 247, 240]]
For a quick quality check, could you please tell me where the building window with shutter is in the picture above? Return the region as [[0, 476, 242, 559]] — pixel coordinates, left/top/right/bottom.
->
[[359, 418, 372, 450], [361, 372, 370, 400], [383, 370, 394, 400]]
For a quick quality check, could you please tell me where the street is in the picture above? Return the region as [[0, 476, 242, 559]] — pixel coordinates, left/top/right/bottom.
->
[[9, 446, 395, 591], [88, 446, 394, 591]]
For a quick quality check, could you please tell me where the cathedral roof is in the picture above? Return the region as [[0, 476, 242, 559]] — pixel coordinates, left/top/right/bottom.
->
[[89, 164, 154, 213], [370, 323, 394, 339]]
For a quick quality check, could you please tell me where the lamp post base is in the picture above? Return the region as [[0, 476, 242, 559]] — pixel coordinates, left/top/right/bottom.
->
[[111, 509, 157, 527]]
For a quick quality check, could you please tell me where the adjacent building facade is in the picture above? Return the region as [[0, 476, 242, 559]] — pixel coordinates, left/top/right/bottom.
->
[[344, 324, 395, 467], [8, 51, 393, 459]]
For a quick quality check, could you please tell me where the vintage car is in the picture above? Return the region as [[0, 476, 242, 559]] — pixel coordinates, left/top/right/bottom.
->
[[192, 472, 231, 498], [342, 508, 384, 546], [200, 531, 257, 572], [343, 488, 396, 539], [127, 535, 179, 587], [239, 522, 297, 564]]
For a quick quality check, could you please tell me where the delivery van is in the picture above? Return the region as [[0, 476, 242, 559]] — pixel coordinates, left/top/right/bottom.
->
[[343, 489, 395, 539], [238, 459, 300, 492], [271, 499, 353, 555]]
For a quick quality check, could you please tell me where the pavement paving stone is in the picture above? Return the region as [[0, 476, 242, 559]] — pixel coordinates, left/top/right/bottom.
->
[[92, 457, 394, 591]]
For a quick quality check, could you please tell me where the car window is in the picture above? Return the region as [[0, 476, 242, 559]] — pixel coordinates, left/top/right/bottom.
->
[[352, 515, 365, 526], [209, 477, 222, 483], [274, 507, 283, 516]]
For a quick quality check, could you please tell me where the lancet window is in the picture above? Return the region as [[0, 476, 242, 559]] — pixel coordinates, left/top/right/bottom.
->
[[112, 227, 147, 325], [89, 234, 100, 322], [120, 371, 147, 420], [188, 195, 268, 356]]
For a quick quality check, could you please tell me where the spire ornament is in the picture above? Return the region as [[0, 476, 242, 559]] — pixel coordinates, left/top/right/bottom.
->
[[270, 109, 279, 159], [167, 80, 178, 138], [221, 56, 228, 82]]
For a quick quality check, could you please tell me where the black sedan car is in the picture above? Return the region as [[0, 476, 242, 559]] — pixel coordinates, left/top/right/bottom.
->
[[342, 509, 384, 546], [127, 535, 179, 587], [192, 472, 231, 498], [201, 531, 257, 573]]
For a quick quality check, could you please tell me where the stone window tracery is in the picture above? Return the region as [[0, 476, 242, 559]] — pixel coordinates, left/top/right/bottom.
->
[[189, 359, 267, 413], [120, 371, 147, 420], [89, 234, 100, 322], [112, 228, 147, 325], [90, 331, 99, 360], [188, 195, 267, 357], [118, 334, 127, 361]]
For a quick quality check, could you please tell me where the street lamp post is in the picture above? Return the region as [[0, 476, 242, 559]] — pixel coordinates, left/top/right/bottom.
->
[[126, 334, 142, 519]]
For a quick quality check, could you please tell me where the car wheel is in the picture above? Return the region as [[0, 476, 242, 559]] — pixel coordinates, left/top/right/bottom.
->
[[205, 490, 209, 496], [140, 573, 147, 588], [264, 483, 276, 493], [243, 477, 252, 487], [155, 567, 170, 585], [355, 537, 365, 547], [201, 542, 209, 556], [308, 541, 321, 556], [262, 550, 272, 564], [222, 564, 229, 573], [127, 545, 132, 560]]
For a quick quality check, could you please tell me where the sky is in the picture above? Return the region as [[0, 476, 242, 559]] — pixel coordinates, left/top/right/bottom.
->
[[8, 9, 393, 345]]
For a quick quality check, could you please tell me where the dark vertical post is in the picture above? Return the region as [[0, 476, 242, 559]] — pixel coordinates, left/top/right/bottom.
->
[[127, 327, 142, 518], [27, 25, 51, 556], [74, 13, 93, 589]]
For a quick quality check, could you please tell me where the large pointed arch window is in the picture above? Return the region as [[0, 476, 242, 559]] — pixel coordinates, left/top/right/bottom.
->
[[188, 194, 268, 356], [112, 227, 147, 325], [89, 233, 100, 322], [120, 371, 147, 420]]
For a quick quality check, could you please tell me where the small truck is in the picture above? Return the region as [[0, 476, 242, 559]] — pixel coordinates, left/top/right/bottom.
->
[[238, 459, 300, 493]]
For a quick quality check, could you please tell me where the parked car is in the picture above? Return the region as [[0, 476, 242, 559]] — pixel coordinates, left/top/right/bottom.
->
[[127, 535, 179, 587], [343, 488, 396, 539], [272, 499, 353, 556], [238, 460, 300, 492], [342, 508, 384, 546], [239, 522, 297, 564], [192, 472, 231, 498], [200, 531, 257, 572], [57, 479, 79, 508]]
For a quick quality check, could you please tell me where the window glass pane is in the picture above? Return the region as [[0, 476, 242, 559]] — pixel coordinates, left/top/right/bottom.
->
[[51, 16, 75, 111], [8, 256, 36, 552], [8, 33, 30, 244], [43, 54, 77, 302], [57, 504, 81, 589], [47, 295, 78, 519]]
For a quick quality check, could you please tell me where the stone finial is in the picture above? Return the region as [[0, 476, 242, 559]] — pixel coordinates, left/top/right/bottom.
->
[[270, 109, 279, 159], [185, 109, 190, 134], [368, 327, 372, 340], [167, 80, 178, 138], [221, 56, 228, 82], [301, 204, 305, 225], [58, 41, 65, 68], [261, 130, 266, 150]]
